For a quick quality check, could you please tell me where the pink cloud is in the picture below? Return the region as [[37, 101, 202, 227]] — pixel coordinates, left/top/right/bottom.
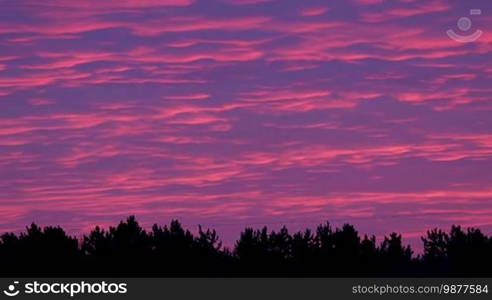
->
[[361, 2, 451, 23], [28, 98, 55, 106], [165, 93, 210, 100], [300, 7, 330, 17], [21, 0, 194, 9]]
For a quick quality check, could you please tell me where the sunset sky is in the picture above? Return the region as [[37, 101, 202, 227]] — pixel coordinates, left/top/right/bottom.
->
[[1, 0, 491, 249]]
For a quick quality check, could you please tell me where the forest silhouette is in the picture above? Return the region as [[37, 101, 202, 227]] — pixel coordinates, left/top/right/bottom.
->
[[1, 216, 491, 277]]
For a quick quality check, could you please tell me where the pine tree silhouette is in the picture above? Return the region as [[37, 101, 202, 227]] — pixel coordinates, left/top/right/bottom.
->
[[1, 216, 491, 277]]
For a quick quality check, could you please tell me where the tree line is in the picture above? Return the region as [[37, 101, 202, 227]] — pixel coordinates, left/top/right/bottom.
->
[[0, 216, 491, 276]]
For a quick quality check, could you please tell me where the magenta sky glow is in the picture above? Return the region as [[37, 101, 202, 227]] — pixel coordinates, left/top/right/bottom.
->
[[1, 0, 492, 249]]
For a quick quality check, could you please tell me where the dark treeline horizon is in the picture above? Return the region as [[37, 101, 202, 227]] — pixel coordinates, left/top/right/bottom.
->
[[1, 216, 491, 277]]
